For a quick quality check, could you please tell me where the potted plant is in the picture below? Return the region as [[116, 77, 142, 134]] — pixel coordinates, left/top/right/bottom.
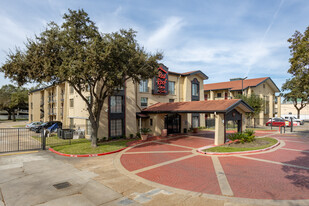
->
[[193, 127, 199, 133], [140, 128, 151, 140]]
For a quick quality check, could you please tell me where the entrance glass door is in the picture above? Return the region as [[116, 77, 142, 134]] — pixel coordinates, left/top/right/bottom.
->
[[164, 114, 181, 134]]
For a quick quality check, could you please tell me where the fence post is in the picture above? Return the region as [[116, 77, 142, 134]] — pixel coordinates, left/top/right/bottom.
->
[[41, 129, 46, 150], [17, 128, 20, 151], [271, 118, 273, 130], [290, 118, 293, 132]]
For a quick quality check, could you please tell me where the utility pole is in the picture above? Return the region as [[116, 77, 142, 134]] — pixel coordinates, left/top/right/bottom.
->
[[241, 77, 248, 95]]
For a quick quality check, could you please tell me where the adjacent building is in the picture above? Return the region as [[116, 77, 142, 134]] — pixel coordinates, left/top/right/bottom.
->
[[203, 77, 281, 126], [29, 65, 209, 139]]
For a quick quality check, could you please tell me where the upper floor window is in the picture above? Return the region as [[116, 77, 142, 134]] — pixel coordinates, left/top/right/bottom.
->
[[217, 93, 222, 98], [169, 99, 174, 103], [110, 96, 122, 113], [70, 99, 74, 107], [139, 80, 148, 93], [141, 97, 148, 107], [70, 86, 74, 94], [191, 78, 200, 101], [204, 94, 208, 101], [168, 81, 175, 95]]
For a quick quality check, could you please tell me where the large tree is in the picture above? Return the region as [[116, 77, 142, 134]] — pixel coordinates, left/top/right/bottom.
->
[[236, 94, 264, 127], [1, 9, 162, 147], [281, 77, 308, 119], [0, 85, 28, 121], [280, 26, 309, 118]]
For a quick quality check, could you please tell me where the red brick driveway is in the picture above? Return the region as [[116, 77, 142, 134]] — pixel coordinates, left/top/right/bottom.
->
[[120, 131, 309, 201]]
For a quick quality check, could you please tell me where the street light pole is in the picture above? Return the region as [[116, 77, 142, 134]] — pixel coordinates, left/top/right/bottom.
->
[[241, 76, 248, 95]]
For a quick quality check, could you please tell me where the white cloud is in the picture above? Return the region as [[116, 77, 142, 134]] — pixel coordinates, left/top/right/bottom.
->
[[145, 16, 185, 50]]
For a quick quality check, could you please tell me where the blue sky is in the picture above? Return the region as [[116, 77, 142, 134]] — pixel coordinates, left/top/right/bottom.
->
[[0, 0, 308, 90]]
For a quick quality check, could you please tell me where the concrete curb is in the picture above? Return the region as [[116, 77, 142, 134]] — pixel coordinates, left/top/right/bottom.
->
[[48, 147, 128, 157], [197, 138, 280, 155]]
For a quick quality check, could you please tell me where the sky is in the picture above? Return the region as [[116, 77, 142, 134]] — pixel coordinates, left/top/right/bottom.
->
[[0, 0, 308, 91]]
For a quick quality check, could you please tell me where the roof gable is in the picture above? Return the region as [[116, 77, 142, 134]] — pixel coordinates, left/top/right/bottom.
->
[[204, 77, 279, 92]]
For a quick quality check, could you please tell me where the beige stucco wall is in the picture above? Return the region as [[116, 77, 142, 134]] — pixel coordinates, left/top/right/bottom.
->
[[29, 71, 207, 138], [204, 78, 280, 126], [281, 103, 309, 119]]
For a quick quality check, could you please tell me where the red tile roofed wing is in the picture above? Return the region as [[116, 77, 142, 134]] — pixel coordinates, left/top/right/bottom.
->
[[143, 99, 241, 113], [204, 77, 269, 91]]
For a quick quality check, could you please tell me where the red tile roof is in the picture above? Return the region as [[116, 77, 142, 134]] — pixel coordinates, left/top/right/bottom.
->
[[142, 99, 253, 113], [204, 77, 269, 91], [169, 70, 208, 79]]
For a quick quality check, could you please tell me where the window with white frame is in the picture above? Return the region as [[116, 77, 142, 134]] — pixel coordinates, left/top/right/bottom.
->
[[168, 81, 175, 95], [141, 97, 148, 107], [110, 96, 122, 113], [139, 80, 148, 92], [110, 119, 122, 137], [192, 83, 198, 96]]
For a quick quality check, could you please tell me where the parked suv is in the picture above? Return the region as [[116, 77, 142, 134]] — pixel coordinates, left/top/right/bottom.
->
[[282, 115, 304, 125], [34, 121, 63, 133]]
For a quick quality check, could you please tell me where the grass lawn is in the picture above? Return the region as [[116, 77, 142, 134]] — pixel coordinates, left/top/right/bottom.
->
[[12, 125, 26, 128], [204, 137, 278, 153], [51, 138, 139, 155]]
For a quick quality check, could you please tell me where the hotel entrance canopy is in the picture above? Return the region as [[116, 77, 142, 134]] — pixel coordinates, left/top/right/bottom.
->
[[142, 99, 254, 114]]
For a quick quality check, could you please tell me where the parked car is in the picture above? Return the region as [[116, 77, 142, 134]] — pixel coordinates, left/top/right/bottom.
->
[[25, 121, 43, 131], [281, 115, 304, 125], [266, 118, 290, 127], [34, 121, 63, 133]]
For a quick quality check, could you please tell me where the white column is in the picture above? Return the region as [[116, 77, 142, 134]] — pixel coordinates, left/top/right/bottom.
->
[[215, 113, 225, 145]]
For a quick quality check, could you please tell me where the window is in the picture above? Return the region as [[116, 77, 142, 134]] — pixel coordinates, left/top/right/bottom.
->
[[139, 80, 148, 92], [192, 84, 198, 96], [31, 114, 33, 121], [168, 81, 175, 95], [70, 99, 74, 107], [204, 94, 208, 101], [110, 96, 122, 113], [110, 119, 122, 137], [192, 116, 199, 128], [169, 99, 174, 103], [70, 86, 74, 94], [141, 97, 148, 107], [263, 84, 265, 89], [217, 93, 222, 98], [150, 119, 153, 126], [31, 102, 33, 109]]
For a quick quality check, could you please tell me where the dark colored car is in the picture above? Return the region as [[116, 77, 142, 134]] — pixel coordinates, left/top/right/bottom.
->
[[266, 118, 290, 127], [34, 121, 63, 133]]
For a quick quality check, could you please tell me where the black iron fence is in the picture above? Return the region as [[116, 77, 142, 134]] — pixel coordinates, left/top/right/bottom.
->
[[0, 128, 41, 153]]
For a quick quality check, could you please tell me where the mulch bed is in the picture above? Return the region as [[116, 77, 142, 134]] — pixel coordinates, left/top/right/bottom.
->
[[220, 138, 272, 148]]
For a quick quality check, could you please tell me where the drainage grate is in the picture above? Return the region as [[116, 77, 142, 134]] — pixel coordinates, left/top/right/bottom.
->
[[53, 182, 71, 189]]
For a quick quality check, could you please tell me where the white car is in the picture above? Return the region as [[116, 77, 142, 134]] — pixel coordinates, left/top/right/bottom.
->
[[25, 122, 43, 131], [281, 115, 304, 125]]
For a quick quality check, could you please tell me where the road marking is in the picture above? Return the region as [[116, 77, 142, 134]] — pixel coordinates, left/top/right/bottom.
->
[[124, 151, 191, 154], [211, 156, 234, 197], [154, 141, 195, 149], [0, 150, 38, 157], [280, 147, 309, 153], [132, 154, 197, 174], [235, 155, 309, 170]]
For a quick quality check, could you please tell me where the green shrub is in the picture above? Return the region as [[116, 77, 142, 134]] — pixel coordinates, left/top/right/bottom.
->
[[129, 134, 134, 138], [244, 129, 255, 137], [228, 131, 255, 144], [136, 132, 141, 138]]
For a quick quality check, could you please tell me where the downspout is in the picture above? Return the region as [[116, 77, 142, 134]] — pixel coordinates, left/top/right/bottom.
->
[[135, 82, 143, 132], [177, 75, 181, 102]]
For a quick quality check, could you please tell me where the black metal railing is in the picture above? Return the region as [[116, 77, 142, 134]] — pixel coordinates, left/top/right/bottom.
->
[[0, 128, 41, 153]]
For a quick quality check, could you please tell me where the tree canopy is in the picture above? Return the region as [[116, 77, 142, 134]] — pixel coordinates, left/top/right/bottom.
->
[[235, 94, 264, 121], [281, 26, 309, 118], [0, 85, 28, 121], [0, 9, 163, 146]]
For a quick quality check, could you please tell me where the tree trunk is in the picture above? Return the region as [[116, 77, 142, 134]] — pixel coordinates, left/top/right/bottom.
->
[[7, 111, 12, 120], [297, 109, 300, 119], [12, 110, 16, 122], [90, 119, 99, 147]]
